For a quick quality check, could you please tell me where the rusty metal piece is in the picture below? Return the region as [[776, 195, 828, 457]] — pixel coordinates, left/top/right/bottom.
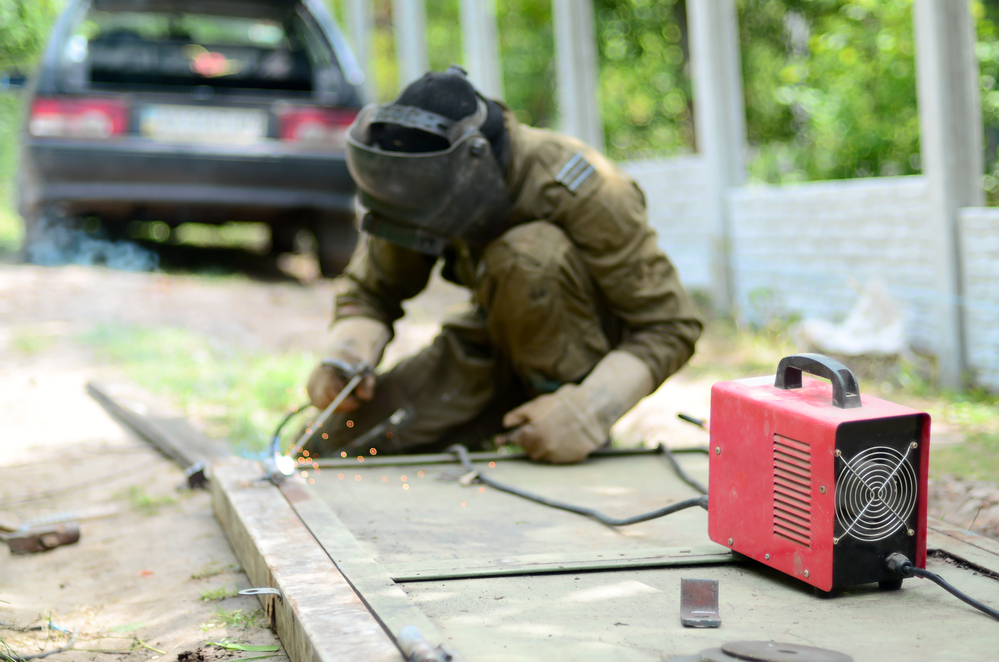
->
[[680, 578, 720, 628], [721, 641, 854, 662], [8, 522, 80, 554]]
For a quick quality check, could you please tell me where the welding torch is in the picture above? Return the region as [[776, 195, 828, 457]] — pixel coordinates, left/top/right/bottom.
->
[[265, 359, 372, 483]]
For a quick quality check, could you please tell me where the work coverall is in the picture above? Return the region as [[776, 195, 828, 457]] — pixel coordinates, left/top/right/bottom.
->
[[305, 110, 703, 456]]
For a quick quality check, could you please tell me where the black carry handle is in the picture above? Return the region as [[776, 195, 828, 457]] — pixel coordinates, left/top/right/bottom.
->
[[774, 353, 862, 409]]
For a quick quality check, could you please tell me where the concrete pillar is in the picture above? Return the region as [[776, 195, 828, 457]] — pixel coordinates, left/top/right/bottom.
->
[[345, 0, 374, 101], [913, 0, 983, 388], [687, 0, 747, 316], [552, 0, 604, 150], [391, 0, 428, 88], [460, 0, 504, 99]]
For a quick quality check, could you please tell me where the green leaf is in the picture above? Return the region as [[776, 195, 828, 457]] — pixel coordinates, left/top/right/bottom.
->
[[207, 642, 280, 652]]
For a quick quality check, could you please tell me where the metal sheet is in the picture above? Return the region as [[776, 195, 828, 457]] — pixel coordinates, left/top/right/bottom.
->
[[399, 559, 999, 662], [309, 453, 712, 566], [291, 451, 999, 662], [386, 544, 732, 582]]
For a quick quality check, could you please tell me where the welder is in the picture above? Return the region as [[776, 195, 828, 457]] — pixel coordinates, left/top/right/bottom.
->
[[304, 66, 702, 464]]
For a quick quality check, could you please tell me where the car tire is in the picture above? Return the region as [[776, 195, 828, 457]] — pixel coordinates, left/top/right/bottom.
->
[[315, 215, 358, 277]]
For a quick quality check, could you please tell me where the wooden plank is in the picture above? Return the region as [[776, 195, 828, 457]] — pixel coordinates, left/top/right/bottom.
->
[[87, 380, 228, 473], [211, 461, 401, 662], [928, 518, 999, 574], [280, 480, 456, 654], [385, 543, 733, 582]]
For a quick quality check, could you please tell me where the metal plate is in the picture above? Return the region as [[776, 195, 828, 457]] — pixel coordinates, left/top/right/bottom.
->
[[140, 104, 267, 144], [680, 578, 720, 627], [309, 453, 713, 565], [721, 641, 853, 662]]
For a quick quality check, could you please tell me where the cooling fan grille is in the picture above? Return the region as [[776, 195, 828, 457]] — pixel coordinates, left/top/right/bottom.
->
[[834, 444, 918, 543]]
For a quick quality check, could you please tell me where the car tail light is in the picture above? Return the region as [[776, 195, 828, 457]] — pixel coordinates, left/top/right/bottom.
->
[[29, 97, 129, 139], [277, 106, 356, 148]]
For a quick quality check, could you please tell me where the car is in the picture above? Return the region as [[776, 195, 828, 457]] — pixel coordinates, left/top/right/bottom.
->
[[17, 0, 365, 275]]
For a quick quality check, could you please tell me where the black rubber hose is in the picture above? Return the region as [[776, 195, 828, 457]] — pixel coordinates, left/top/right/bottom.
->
[[657, 443, 708, 495], [447, 444, 708, 527], [886, 552, 999, 622], [911, 567, 999, 621]]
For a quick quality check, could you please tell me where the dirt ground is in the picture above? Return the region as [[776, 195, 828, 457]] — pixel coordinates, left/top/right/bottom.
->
[[1, 255, 997, 660]]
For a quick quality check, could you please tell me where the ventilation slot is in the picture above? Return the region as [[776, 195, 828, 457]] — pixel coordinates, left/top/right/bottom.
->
[[774, 434, 812, 548]]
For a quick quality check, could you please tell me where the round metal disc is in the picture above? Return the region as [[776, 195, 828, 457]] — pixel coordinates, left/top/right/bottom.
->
[[721, 641, 853, 662]]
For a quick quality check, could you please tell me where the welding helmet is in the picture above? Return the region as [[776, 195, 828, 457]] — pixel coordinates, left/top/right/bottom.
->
[[345, 68, 511, 255]]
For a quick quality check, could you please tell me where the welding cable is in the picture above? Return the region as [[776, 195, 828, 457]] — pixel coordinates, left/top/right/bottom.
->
[[677, 413, 709, 431], [269, 402, 313, 454], [886, 553, 999, 622], [447, 444, 708, 527], [656, 443, 708, 495]]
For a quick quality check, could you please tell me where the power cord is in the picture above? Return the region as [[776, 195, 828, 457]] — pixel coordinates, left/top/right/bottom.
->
[[886, 553, 999, 622], [447, 443, 708, 527]]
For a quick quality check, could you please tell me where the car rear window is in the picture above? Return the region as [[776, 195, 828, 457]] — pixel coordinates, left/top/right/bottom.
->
[[65, 6, 335, 94]]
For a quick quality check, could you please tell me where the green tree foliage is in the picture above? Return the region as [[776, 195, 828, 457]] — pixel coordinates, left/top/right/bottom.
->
[[0, 0, 61, 70], [974, 1, 999, 202], [596, 0, 693, 160], [739, 0, 920, 183], [497, 0, 555, 127], [1, 0, 62, 243]]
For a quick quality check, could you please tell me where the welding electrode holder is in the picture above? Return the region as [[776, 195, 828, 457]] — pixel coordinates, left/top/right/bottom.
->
[[774, 353, 862, 409], [264, 361, 373, 483]]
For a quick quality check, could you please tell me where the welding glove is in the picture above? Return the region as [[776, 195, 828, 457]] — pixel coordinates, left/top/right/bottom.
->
[[307, 317, 390, 413], [503, 350, 654, 464]]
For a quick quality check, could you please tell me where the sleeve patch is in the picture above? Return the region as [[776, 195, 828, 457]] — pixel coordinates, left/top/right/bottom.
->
[[554, 152, 596, 194]]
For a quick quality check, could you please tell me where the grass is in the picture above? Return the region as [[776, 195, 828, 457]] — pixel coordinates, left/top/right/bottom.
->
[[199, 583, 238, 601], [116, 486, 176, 516], [191, 562, 226, 581], [200, 607, 262, 631], [80, 324, 315, 457], [10, 329, 55, 355]]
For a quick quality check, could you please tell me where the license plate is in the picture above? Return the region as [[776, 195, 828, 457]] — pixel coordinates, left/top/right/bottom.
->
[[140, 105, 267, 144]]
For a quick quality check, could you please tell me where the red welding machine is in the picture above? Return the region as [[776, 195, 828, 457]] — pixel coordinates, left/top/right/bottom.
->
[[708, 354, 930, 593]]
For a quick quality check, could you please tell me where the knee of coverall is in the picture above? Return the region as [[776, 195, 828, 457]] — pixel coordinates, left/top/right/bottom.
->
[[476, 220, 611, 393]]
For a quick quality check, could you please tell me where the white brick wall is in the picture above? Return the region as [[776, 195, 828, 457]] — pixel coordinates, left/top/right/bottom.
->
[[959, 208, 999, 390], [728, 176, 937, 350], [620, 156, 712, 291], [616, 162, 999, 387]]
